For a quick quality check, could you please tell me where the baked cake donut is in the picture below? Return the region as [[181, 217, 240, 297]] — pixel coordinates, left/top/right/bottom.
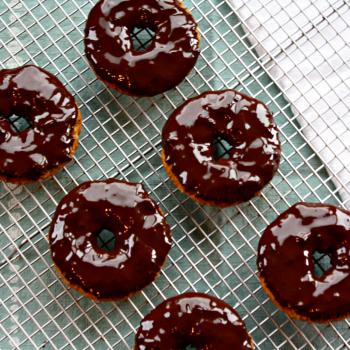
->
[[0, 65, 81, 184], [134, 292, 254, 349], [84, 0, 200, 96], [162, 90, 281, 207], [257, 202, 350, 322], [49, 179, 172, 300]]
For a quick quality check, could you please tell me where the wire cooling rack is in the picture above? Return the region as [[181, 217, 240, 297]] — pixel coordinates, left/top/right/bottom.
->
[[0, 0, 349, 349]]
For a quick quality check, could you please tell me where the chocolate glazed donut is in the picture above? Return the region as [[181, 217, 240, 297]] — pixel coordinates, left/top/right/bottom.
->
[[258, 202, 350, 322], [134, 292, 254, 349], [162, 90, 281, 206], [84, 0, 200, 96], [0, 65, 81, 183], [49, 179, 172, 300]]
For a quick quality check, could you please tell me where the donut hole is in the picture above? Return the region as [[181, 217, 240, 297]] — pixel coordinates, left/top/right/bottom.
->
[[183, 345, 197, 350], [131, 27, 156, 51], [95, 228, 116, 252], [179, 337, 198, 349], [7, 113, 32, 133], [213, 135, 233, 160], [312, 250, 333, 278]]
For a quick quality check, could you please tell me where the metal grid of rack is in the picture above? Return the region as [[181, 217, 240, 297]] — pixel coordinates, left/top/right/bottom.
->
[[0, 0, 349, 349]]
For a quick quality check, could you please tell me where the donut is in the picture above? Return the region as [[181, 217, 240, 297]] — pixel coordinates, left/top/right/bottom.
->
[[49, 179, 172, 300], [257, 202, 350, 322], [84, 0, 200, 96], [0, 65, 81, 184], [134, 292, 254, 349], [161, 90, 281, 207]]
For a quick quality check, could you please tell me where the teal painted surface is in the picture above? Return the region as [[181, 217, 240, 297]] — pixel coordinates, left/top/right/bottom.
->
[[0, 0, 347, 349]]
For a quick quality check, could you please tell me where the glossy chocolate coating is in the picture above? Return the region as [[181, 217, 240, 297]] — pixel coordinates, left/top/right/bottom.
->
[[0, 65, 79, 182], [84, 0, 200, 96], [258, 202, 350, 321], [134, 292, 254, 349], [162, 90, 281, 205], [49, 179, 172, 300]]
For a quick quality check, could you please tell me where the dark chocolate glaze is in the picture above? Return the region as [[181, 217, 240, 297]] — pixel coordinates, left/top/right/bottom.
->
[[0, 65, 79, 182], [134, 292, 254, 349], [257, 202, 350, 321], [84, 0, 200, 96], [49, 179, 172, 300], [162, 90, 281, 206]]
